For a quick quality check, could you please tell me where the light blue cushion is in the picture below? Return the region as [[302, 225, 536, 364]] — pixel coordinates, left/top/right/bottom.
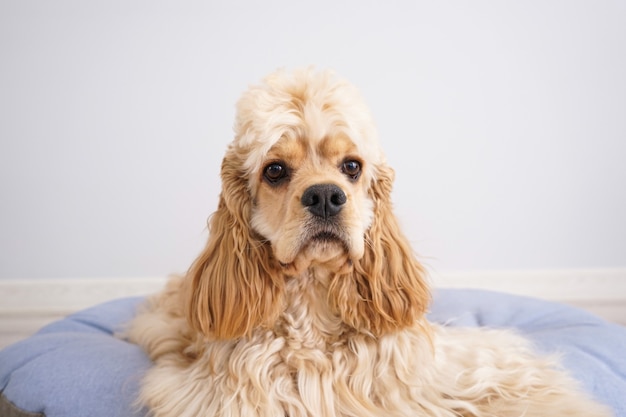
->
[[429, 289, 626, 415], [1, 290, 624, 417], [0, 297, 150, 417]]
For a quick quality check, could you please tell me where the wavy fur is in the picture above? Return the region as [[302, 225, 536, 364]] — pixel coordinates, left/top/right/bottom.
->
[[328, 164, 430, 336], [186, 147, 284, 339], [126, 68, 612, 417]]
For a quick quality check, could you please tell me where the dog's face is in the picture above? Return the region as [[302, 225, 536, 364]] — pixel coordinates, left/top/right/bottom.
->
[[235, 69, 384, 275], [186, 69, 429, 339], [250, 133, 373, 275]]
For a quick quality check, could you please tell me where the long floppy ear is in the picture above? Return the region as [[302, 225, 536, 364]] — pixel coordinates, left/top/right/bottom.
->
[[184, 148, 284, 340], [329, 164, 430, 336]]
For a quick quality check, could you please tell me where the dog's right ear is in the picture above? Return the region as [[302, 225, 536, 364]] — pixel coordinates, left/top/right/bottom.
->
[[184, 147, 284, 340]]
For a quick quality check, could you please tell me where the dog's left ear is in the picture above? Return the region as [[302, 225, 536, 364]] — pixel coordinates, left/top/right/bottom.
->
[[329, 163, 430, 336]]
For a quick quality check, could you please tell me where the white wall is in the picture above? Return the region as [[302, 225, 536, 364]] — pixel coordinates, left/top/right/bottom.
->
[[1, 1, 625, 280]]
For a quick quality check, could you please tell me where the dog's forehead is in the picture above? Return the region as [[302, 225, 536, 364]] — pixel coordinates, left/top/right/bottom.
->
[[264, 133, 359, 166], [233, 69, 383, 176], [318, 133, 360, 160]]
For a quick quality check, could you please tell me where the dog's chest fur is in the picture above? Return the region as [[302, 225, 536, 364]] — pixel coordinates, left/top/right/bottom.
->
[[134, 270, 612, 417], [140, 270, 442, 417], [201, 271, 432, 416]]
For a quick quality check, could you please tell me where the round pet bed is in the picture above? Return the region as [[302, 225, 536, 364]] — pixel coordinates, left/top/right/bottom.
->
[[1, 289, 624, 417]]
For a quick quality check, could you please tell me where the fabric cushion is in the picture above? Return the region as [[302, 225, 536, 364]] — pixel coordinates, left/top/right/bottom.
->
[[1, 289, 624, 417]]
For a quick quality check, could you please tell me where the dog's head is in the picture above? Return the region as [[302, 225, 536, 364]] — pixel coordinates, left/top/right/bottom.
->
[[242, 69, 382, 276], [186, 69, 429, 339]]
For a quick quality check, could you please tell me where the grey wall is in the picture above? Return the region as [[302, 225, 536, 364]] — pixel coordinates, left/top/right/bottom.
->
[[1, 1, 625, 279]]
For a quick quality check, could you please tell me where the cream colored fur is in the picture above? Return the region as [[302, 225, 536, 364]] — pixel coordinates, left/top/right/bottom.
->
[[126, 68, 612, 417]]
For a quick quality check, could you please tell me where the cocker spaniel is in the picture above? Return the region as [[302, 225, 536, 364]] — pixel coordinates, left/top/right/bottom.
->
[[127, 68, 611, 417]]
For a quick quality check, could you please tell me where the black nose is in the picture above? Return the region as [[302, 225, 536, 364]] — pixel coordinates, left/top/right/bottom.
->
[[301, 184, 347, 219]]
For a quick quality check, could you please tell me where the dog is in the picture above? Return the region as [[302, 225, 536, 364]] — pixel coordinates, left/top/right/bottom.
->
[[127, 68, 611, 417]]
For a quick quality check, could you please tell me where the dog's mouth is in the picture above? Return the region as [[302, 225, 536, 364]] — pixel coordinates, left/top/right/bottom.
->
[[306, 220, 350, 248], [277, 226, 353, 275], [311, 231, 344, 243], [302, 226, 352, 262]]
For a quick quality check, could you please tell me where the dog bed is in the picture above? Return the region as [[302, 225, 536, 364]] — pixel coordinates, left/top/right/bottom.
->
[[1, 289, 624, 417]]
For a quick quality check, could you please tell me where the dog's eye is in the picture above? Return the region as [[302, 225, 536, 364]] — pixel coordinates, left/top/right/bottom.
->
[[263, 162, 288, 184], [341, 160, 361, 180]]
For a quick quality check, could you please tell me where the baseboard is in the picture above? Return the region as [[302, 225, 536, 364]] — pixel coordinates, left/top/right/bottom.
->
[[430, 268, 626, 302], [0, 276, 169, 349], [0, 268, 624, 321], [1, 269, 624, 349], [429, 268, 626, 325], [0, 276, 168, 315]]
